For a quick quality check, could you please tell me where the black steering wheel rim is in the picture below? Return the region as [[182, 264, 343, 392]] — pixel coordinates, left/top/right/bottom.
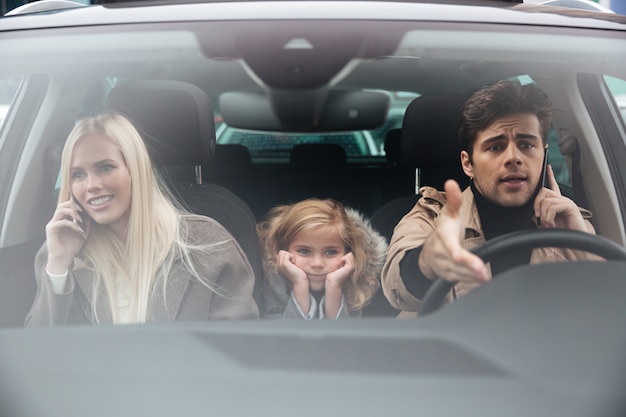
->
[[418, 228, 626, 316]]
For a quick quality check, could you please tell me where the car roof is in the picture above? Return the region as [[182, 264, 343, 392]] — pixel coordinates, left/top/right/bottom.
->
[[1, 0, 625, 29]]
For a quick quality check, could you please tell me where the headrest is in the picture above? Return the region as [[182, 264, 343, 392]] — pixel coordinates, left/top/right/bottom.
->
[[384, 128, 402, 165], [204, 144, 252, 179], [290, 143, 347, 171], [400, 95, 468, 169], [105, 80, 216, 167]]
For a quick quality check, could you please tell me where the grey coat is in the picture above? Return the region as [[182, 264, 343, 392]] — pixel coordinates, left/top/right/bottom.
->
[[26, 215, 259, 326], [262, 208, 387, 319]]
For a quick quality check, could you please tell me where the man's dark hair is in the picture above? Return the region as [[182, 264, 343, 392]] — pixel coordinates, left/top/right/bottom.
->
[[458, 80, 552, 158]]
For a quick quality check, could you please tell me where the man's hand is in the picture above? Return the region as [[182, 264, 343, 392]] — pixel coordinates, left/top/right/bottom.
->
[[418, 180, 489, 284], [534, 165, 588, 231]]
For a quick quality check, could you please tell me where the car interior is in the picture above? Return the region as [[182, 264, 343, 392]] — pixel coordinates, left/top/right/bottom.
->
[[1, 4, 626, 327], [1, 1, 626, 416]]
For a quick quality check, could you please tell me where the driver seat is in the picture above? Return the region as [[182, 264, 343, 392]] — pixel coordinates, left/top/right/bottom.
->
[[370, 94, 470, 243]]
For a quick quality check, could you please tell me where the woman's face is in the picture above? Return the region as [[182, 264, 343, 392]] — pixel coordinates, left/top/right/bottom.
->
[[70, 133, 132, 239], [287, 225, 347, 292]]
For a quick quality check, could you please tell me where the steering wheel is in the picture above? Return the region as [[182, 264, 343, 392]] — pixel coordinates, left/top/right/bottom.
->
[[418, 228, 626, 316]]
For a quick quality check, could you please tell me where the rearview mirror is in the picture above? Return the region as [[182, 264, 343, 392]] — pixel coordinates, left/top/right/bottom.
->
[[219, 89, 390, 132]]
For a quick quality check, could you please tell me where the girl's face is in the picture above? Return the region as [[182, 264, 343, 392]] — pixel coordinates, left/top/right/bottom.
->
[[70, 133, 132, 239], [287, 225, 347, 292]]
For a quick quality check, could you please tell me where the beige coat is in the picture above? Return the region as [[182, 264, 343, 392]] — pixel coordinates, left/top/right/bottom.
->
[[382, 186, 598, 312], [26, 215, 259, 326]]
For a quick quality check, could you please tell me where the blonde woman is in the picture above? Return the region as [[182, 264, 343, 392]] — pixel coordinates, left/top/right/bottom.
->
[[26, 112, 258, 325], [257, 198, 386, 319]]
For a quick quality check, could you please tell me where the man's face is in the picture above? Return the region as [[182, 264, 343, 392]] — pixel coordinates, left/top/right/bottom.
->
[[461, 112, 545, 207]]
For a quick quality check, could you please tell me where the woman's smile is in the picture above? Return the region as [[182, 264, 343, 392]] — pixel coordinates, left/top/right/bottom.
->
[[70, 133, 132, 238]]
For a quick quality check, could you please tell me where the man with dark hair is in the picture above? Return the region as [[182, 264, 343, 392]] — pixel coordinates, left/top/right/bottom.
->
[[381, 80, 598, 313]]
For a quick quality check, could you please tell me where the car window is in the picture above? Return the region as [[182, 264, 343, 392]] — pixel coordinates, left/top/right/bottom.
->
[[605, 75, 626, 124], [217, 128, 373, 160], [0, 75, 22, 133]]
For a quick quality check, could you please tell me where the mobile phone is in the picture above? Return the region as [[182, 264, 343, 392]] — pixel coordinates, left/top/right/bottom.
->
[[536, 147, 549, 226], [70, 194, 88, 239], [539, 147, 549, 190]]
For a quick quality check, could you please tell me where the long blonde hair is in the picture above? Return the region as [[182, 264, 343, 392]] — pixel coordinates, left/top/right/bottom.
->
[[58, 112, 218, 323], [257, 198, 379, 311]]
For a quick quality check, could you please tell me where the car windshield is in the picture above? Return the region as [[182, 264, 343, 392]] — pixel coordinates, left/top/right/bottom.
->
[[217, 128, 379, 159], [216, 93, 412, 161], [1, 1, 626, 416]]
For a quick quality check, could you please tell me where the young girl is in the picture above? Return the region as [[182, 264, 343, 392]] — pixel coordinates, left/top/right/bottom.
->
[[26, 112, 259, 325], [257, 198, 387, 319]]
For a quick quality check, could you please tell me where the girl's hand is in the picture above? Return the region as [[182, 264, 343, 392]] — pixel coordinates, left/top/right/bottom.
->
[[276, 250, 307, 288], [325, 252, 355, 290], [45, 199, 90, 274], [323, 253, 355, 319], [277, 250, 311, 315]]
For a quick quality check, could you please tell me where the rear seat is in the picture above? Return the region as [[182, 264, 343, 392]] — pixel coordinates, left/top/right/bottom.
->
[[202, 144, 254, 201], [203, 141, 410, 222], [284, 143, 354, 205]]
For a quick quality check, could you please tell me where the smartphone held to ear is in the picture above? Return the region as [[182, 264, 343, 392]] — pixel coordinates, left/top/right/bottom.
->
[[536, 147, 549, 226], [70, 194, 88, 240], [539, 148, 549, 189]]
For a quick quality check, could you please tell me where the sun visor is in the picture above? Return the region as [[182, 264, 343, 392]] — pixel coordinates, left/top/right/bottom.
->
[[219, 89, 390, 132]]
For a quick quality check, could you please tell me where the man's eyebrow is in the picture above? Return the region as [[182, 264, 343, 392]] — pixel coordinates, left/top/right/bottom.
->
[[481, 134, 506, 144], [514, 133, 540, 140], [481, 133, 540, 144]]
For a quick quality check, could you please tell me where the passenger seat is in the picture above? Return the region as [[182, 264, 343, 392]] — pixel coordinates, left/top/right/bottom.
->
[[105, 80, 266, 314]]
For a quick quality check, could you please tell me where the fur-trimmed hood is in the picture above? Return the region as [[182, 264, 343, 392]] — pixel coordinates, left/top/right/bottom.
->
[[345, 207, 388, 288], [261, 208, 387, 317]]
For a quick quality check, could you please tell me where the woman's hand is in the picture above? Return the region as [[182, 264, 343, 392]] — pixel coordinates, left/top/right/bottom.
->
[[45, 199, 90, 274]]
